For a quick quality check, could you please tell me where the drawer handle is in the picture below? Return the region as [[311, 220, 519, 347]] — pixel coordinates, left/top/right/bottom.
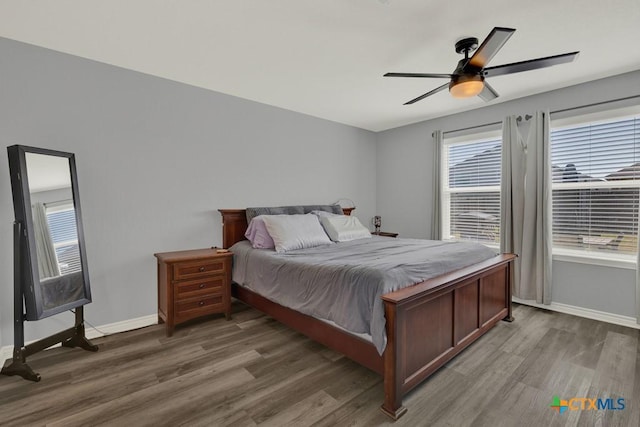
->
[[199, 283, 206, 289], [199, 267, 205, 272], [199, 301, 205, 306]]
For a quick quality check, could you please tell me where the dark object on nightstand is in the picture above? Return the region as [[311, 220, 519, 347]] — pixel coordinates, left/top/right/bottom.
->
[[374, 215, 382, 233], [371, 231, 399, 238], [155, 248, 233, 337]]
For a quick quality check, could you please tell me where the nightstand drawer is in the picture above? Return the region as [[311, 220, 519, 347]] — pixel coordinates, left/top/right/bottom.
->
[[176, 276, 225, 299], [172, 258, 228, 281], [176, 295, 224, 318]]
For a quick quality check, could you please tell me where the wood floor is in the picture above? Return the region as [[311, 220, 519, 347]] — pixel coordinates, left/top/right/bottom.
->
[[1, 302, 638, 427]]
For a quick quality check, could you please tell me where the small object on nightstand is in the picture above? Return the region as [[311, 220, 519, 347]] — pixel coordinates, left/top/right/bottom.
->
[[371, 231, 399, 238], [154, 248, 233, 337], [373, 215, 382, 233]]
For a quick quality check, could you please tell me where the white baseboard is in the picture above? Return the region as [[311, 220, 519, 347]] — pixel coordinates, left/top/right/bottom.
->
[[513, 297, 640, 330], [0, 345, 12, 361], [83, 314, 158, 340], [0, 314, 158, 362]]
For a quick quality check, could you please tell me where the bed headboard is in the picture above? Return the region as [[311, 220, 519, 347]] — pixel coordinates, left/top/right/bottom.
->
[[218, 206, 355, 249]]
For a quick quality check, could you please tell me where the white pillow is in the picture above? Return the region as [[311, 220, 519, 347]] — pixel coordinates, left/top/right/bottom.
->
[[261, 214, 332, 253], [319, 215, 371, 242]]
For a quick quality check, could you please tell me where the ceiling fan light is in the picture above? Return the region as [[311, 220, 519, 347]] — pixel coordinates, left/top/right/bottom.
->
[[449, 75, 484, 98]]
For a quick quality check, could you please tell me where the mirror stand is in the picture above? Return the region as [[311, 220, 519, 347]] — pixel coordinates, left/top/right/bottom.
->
[[1, 222, 98, 382]]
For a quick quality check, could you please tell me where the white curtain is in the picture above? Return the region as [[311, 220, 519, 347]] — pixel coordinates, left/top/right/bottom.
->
[[32, 202, 60, 278], [431, 130, 443, 240], [500, 112, 552, 304]]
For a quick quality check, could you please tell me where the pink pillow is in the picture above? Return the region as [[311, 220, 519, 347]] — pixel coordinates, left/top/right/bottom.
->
[[244, 216, 275, 249]]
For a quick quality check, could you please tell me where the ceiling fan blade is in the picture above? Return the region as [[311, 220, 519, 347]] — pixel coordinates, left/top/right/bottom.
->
[[384, 72, 453, 78], [466, 27, 515, 69], [404, 82, 449, 105], [478, 81, 499, 102], [483, 51, 580, 77]]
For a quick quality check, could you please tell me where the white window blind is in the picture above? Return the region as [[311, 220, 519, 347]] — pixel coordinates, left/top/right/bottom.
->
[[551, 115, 640, 255], [45, 202, 82, 274], [442, 136, 501, 244]]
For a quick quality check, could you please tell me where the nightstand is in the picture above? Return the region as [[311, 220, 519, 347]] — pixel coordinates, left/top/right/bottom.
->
[[371, 231, 399, 238], [154, 248, 233, 337]]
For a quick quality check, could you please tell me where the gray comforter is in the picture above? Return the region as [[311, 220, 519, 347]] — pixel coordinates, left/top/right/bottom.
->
[[230, 237, 497, 354]]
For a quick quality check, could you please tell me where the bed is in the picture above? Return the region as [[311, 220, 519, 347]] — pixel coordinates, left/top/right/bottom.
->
[[219, 206, 515, 419]]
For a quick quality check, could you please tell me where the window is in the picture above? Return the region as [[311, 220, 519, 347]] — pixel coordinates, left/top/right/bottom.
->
[[442, 133, 502, 245], [551, 112, 640, 257], [45, 201, 81, 274]]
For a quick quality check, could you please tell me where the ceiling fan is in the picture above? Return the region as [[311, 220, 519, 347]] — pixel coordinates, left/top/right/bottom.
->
[[384, 27, 579, 105]]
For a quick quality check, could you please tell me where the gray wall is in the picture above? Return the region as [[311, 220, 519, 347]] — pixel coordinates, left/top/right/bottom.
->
[[0, 38, 377, 347], [376, 70, 640, 318]]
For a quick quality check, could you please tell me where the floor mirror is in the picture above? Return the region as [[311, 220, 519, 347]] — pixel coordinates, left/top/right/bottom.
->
[[2, 145, 98, 381]]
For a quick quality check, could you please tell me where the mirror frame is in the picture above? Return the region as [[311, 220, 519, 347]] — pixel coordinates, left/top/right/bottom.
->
[[7, 145, 92, 320]]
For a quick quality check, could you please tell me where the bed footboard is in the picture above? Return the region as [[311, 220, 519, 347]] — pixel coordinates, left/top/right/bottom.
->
[[380, 254, 514, 419]]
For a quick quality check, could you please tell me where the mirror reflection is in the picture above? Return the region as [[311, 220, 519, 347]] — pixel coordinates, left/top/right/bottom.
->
[[25, 152, 84, 310]]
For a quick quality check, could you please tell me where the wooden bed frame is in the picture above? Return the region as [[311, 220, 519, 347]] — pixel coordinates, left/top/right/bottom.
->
[[218, 208, 515, 420]]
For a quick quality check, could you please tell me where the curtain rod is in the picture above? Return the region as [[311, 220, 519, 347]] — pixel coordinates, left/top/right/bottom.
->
[[442, 121, 501, 136], [441, 93, 640, 136], [550, 94, 640, 115]]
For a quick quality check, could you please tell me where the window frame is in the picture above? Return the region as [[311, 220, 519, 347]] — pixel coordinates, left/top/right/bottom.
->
[[550, 105, 640, 268], [441, 129, 502, 249]]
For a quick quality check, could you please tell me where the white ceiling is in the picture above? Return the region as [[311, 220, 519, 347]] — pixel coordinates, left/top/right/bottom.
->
[[25, 152, 72, 193], [1, 1, 639, 132]]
